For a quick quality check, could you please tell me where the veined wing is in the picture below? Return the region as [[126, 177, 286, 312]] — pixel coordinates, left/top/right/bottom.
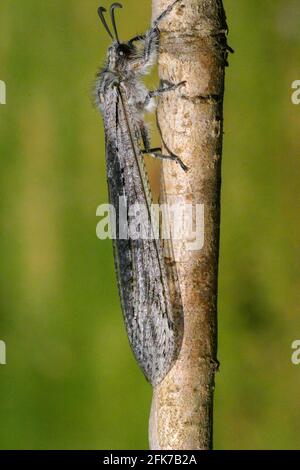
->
[[103, 84, 183, 385]]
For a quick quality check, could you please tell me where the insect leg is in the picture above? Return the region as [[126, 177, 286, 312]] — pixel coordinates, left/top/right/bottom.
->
[[145, 81, 186, 107], [152, 0, 182, 28], [139, 122, 152, 151], [140, 122, 188, 172], [145, 149, 188, 172], [128, 34, 146, 45], [137, 1, 182, 71], [139, 27, 159, 69]]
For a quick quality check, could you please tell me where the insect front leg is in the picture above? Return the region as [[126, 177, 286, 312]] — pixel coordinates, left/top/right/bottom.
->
[[133, 0, 182, 73], [128, 34, 146, 45], [152, 0, 182, 28]]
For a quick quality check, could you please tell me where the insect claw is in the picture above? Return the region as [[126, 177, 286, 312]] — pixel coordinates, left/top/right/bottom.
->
[[177, 159, 189, 172]]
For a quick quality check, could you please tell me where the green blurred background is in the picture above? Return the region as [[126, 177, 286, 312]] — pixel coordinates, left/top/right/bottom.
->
[[0, 0, 299, 450]]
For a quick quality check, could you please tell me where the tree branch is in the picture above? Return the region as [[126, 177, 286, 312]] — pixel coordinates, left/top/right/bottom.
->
[[149, 0, 229, 450]]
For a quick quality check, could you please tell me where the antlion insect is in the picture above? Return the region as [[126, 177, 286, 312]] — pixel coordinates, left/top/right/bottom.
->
[[95, 0, 186, 386]]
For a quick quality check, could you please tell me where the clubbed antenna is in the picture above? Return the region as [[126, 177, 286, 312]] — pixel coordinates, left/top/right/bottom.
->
[[98, 6, 114, 40], [109, 3, 123, 44]]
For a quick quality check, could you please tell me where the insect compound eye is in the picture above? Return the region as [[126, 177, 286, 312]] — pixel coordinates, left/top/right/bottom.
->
[[117, 44, 131, 58]]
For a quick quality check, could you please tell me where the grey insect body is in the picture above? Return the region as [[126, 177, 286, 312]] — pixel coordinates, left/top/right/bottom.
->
[[95, 1, 185, 386]]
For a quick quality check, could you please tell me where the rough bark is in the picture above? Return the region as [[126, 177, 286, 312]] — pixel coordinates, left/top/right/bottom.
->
[[149, 0, 229, 450]]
